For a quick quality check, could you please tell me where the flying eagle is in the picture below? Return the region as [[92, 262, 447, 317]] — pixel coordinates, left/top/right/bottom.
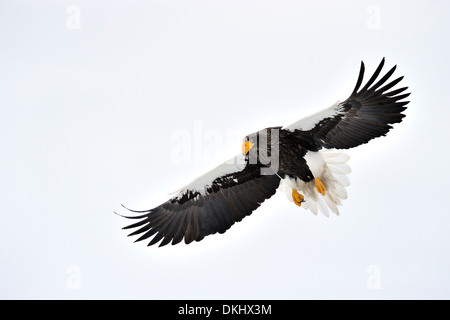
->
[[118, 58, 410, 247]]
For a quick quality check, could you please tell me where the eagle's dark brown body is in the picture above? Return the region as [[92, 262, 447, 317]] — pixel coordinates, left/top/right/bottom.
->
[[245, 127, 315, 183]]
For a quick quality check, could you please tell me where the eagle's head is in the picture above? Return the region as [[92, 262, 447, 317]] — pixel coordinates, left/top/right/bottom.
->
[[242, 135, 255, 155], [242, 127, 281, 160]]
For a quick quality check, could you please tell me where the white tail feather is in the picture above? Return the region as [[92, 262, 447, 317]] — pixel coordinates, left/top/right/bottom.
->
[[325, 196, 340, 215], [336, 174, 350, 187], [322, 152, 349, 164], [317, 198, 330, 217], [327, 163, 352, 175]]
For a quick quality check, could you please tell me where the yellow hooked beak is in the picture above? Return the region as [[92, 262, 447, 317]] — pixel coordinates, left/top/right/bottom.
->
[[242, 140, 255, 155]]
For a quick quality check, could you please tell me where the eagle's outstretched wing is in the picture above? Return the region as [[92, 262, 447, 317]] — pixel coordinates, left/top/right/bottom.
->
[[284, 58, 410, 151], [119, 154, 280, 247]]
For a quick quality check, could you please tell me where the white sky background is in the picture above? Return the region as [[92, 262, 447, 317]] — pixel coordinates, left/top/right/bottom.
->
[[1, 0, 449, 299]]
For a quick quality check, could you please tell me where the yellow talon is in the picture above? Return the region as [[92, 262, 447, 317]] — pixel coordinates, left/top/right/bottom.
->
[[292, 189, 305, 207], [315, 178, 326, 196]]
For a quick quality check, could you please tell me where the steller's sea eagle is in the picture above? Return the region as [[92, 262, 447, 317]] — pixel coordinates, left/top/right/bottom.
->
[[117, 58, 410, 247]]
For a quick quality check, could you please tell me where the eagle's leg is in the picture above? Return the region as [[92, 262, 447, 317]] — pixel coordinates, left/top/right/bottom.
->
[[292, 189, 305, 207], [315, 177, 326, 196]]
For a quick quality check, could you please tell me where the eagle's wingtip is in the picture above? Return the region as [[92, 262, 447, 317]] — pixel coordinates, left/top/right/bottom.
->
[[114, 211, 126, 218]]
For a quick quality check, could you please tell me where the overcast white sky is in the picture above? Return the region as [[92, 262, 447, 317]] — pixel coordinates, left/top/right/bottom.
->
[[1, 0, 450, 299]]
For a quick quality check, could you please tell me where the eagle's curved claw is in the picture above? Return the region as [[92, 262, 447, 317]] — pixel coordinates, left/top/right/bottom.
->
[[292, 189, 305, 207]]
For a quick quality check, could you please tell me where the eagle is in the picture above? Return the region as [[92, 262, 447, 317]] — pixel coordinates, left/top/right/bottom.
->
[[118, 58, 410, 247]]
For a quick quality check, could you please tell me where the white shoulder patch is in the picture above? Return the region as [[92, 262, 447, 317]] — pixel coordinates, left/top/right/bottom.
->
[[283, 101, 343, 131], [172, 153, 247, 197]]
